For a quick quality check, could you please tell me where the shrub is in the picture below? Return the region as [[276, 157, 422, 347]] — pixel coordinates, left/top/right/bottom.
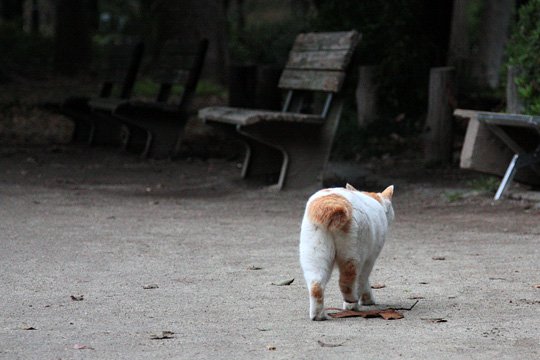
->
[[507, 0, 540, 114]]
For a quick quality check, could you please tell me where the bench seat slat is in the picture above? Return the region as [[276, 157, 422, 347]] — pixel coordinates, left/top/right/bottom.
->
[[477, 112, 540, 129], [292, 31, 360, 51], [286, 50, 352, 71], [278, 69, 345, 92], [199, 106, 323, 126]]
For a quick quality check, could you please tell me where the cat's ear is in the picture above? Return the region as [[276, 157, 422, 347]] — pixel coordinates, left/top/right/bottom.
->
[[346, 183, 358, 191], [381, 185, 394, 200]]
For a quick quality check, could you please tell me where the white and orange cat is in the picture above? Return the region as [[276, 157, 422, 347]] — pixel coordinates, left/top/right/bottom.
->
[[299, 184, 394, 320]]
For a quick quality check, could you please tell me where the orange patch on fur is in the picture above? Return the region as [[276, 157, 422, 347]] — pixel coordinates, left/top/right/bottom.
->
[[338, 260, 357, 296], [339, 260, 357, 283], [311, 282, 324, 304], [362, 191, 382, 204], [361, 293, 370, 303], [308, 194, 353, 232]]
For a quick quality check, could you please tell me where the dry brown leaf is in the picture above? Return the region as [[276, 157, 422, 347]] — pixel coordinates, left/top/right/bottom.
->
[[150, 331, 175, 340], [421, 318, 447, 323], [271, 278, 294, 286], [379, 310, 404, 320], [326, 308, 404, 320], [371, 283, 386, 289], [317, 340, 345, 347], [70, 295, 84, 301], [73, 344, 94, 350]]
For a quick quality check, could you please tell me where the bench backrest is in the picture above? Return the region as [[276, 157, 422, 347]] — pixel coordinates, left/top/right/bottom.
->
[[278, 31, 360, 93], [149, 38, 208, 106], [100, 41, 144, 99]]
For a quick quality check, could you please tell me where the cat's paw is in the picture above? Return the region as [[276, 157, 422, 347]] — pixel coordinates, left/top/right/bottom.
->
[[343, 301, 359, 311], [310, 310, 330, 321], [361, 292, 376, 306]]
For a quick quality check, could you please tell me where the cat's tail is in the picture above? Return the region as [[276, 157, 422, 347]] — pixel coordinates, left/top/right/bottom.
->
[[307, 194, 353, 232]]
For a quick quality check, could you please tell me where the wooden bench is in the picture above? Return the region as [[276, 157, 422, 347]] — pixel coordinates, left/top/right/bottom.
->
[[43, 41, 144, 144], [455, 109, 540, 200], [88, 38, 208, 159], [199, 31, 361, 190]]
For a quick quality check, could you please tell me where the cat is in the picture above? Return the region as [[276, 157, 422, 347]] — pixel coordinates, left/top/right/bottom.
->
[[299, 183, 394, 321]]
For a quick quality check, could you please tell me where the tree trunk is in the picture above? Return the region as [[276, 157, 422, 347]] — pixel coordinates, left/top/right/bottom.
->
[[154, 0, 229, 84], [355, 65, 378, 128], [471, 0, 515, 89], [53, 0, 95, 76], [1, 0, 23, 22], [424, 67, 456, 165], [447, 0, 471, 91]]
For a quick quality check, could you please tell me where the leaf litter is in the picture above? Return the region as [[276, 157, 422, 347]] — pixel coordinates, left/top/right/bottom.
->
[[150, 331, 175, 340], [317, 340, 346, 348], [325, 300, 418, 320], [271, 278, 294, 286]]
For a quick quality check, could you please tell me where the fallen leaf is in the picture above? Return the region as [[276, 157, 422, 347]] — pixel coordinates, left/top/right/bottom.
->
[[421, 318, 447, 323], [150, 331, 175, 340], [247, 265, 263, 270], [22, 326, 37, 330], [317, 340, 345, 348], [70, 295, 84, 301], [326, 308, 404, 320], [267, 345, 276, 351], [379, 310, 404, 320], [143, 284, 159, 289], [432, 256, 446, 260], [271, 278, 294, 286], [73, 344, 94, 350], [371, 283, 386, 289]]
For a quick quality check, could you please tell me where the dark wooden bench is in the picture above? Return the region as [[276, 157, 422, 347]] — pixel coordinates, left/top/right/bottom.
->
[[43, 41, 144, 144], [88, 38, 208, 159], [455, 109, 540, 200], [198, 31, 360, 190]]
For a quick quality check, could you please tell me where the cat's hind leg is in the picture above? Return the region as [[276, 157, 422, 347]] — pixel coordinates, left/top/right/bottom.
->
[[300, 229, 335, 321], [358, 258, 376, 305], [337, 259, 360, 310]]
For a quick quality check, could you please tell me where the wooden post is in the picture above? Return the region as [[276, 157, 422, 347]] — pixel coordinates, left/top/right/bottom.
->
[[506, 65, 524, 114], [355, 65, 378, 128], [424, 67, 456, 164]]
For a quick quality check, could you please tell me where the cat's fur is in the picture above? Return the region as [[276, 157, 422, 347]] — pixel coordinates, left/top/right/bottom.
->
[[299, 184, 394, 320]]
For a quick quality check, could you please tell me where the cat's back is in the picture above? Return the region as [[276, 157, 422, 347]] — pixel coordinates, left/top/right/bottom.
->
[[306, 187, 388, 228]]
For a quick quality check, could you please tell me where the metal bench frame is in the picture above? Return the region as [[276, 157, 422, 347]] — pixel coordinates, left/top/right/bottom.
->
[[199, 31, 360, 190], [476, 112, 540, 200]]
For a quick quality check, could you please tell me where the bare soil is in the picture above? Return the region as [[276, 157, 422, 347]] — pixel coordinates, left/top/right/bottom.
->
[[1, 145, 539, 359]]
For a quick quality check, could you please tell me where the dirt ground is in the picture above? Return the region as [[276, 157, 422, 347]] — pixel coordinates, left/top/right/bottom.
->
[[1, 145, 539, 359]]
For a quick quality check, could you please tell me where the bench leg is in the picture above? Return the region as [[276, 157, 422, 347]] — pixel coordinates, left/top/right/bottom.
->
[[494, 154, 519, 200], [237, 99, 343, 190], [494, 152, 540, 200], [237, 130, 283, 181], [238, 123, 334, 190]]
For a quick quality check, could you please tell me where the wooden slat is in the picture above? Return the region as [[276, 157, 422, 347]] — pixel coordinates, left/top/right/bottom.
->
[[278, 69, 345, 92], [152, 69, 189, 84], [285, 50, 352, 71], [292, 31, 360, 51]]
